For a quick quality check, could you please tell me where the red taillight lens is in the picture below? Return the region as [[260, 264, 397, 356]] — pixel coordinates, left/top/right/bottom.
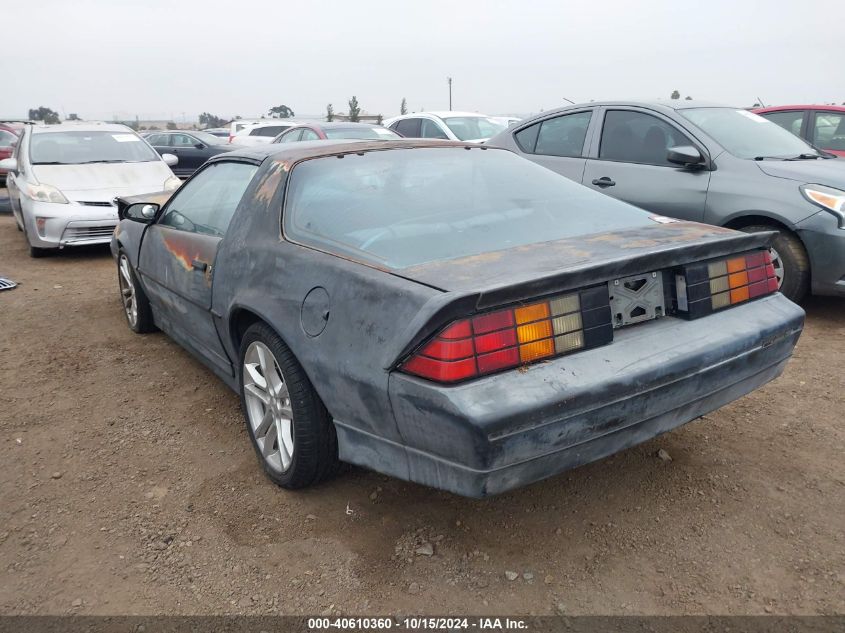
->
[[675, 249, 779, 319], [401, 286, 612, 383]]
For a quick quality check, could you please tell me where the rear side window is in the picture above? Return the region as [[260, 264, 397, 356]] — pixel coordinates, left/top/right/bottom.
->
[[300, 129, 321, 141], [599, 110, 692, 166], [760, 110, 805, 137], [514, 123, 540, 153], [253, 125, 286, 137], [159, 162, 258, 236], [813, 112, 845, 150], [534, 112, 592, 157], [394, 118, 421, 138], [279, 129, 303, 143], [146, 134, 169, 146]]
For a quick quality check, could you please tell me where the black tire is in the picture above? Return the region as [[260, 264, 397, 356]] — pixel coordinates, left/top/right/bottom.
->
[[117, 250, 156, 333], [29, 245, 51, 258], [239, 322, 339, 489], [739, 224, 810, 303]]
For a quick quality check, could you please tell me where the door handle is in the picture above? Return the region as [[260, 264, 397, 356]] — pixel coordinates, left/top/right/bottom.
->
[[191, 260, 208, 272], [591, 177, 616, 187]]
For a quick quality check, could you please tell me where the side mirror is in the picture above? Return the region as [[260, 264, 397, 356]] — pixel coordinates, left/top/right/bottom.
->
[[667, 145, 703, 167], [161, 153, 178, 167], [0, 157, 17, 171], [194, 143, 205, 149], [122, 203, 159, 223]]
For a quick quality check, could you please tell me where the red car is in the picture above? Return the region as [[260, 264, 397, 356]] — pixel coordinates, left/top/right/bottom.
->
[[0, 122, 22, 182], [752, 105, 845, 157], [271, 121, 402, 144]]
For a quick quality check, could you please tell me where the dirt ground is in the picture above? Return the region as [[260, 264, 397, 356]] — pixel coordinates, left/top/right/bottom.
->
[[0, 210, 843, 617]]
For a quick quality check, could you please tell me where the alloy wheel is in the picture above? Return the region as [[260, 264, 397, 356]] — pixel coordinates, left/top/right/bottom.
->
[[769, 247, 785, 289], [118, 255, 138, 328], [243, 341, 294, 473]]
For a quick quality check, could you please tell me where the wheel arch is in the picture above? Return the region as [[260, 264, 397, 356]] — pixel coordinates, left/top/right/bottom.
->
[[228, 305, 335, 418]]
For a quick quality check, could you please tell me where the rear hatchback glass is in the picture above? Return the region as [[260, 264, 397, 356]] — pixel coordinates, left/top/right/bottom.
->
[[283, 147, 654, 269]]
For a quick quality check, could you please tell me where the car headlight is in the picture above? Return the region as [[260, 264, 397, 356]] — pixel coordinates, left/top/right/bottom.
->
[[23, 182, 68, 204], [163, 176, 181, 192], [801, 184, 845, 227]]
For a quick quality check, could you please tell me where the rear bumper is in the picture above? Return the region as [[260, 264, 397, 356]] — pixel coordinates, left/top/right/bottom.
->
[[797, 211, 845, 297], [336, 294, 804, 497]]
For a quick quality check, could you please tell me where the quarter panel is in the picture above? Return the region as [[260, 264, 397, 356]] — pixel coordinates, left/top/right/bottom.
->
[[211, 159, 443, 444]]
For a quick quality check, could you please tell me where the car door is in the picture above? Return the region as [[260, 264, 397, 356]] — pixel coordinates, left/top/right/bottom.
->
[[581, 108, 711, 221], [5, 127, 27, 223], [138, 160, 259, 374], [808, 110, 845, 157], [169, 133, 207, 174], [510, 109, 594, 183]]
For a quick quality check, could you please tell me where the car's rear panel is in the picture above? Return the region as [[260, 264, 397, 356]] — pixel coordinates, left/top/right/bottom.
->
[[335, 221, 803, 497]]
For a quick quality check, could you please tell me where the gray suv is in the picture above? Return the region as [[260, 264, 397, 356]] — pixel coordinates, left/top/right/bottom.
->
[[488, 102, 845, 302]]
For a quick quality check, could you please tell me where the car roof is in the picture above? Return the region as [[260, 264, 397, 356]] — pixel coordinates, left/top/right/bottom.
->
[[30, 122, 135, 134], [753, 104, 845, 113], [213, 138, 486, 164], [391, 111, 491, 120], [305, 122, 385, 129]]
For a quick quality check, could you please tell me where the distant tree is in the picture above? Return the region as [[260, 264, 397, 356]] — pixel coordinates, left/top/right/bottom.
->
[[268, 105, 295, 118], [685, 95, 692, 100], [235, 115, 242, 120], [400, 98, 408, 115], [198, 112, 226, 128], [752, 102, 761, 107], [670, 90, 680, 100], [67, 113, 80, 121], [148, 125, 160, 130], [326, 103, 334, 122], [28, 106, 60, 124], [139, 126, 147, 130], [348, 96, 361, 122], [166, 121, 177, 130], [376, 114, 383, 125]]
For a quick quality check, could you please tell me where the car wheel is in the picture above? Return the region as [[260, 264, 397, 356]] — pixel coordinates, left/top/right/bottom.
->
[[239, 322, 339, 489], [29, 245, 51, 258], [739, 225, 810, 303], [117, 250, 155, 333]]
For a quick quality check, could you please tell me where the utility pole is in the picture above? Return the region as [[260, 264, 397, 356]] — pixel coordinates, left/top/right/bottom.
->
[[447, 77, 452, 111]]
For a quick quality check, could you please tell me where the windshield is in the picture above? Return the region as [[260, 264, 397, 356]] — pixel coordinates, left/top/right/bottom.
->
[[30, 130, 160, 165], [284, 147, 654, 269], [192, 131, 224, 145], [680, 108, 817, 159], [324, 127, 401, 140], [442, 116, 507, 141]]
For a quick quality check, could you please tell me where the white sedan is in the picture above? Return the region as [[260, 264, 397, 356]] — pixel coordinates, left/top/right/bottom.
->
[[383, 111, 508, 143], [1, 122, 181, 257]]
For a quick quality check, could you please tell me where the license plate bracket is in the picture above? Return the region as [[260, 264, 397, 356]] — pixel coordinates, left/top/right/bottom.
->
[[608, 272, 665, 328]]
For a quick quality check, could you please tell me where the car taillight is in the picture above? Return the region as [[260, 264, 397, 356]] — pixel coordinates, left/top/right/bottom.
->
[[674, 249, 779, 319], [401, 286, 612, 383]]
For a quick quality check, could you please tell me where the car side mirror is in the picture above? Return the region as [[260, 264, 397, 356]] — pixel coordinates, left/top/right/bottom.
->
[[161, 153, 178, 167], [122, 203, 159, 223], [194, 143, 205, 149], [0, 157, 17, 171], [667, 145, 703, 167]]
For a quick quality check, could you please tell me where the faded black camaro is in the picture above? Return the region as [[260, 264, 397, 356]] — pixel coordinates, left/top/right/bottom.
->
[[111, 140, 804, 498]]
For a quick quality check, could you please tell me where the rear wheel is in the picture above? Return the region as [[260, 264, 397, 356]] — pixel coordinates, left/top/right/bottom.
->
[[739, 224, 809, 303], [239, 322, 339, 489]]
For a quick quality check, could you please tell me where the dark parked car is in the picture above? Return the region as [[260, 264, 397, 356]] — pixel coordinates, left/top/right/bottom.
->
[[144, 130, 239, 177], [111, 140, 803, 497], [753, 105, 845, 157], [272, 121, 401, 143], [488, 101, 845, 302]]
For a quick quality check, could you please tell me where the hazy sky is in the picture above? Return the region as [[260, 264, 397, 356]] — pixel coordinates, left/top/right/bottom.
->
[[3, 0, 843, 122]]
